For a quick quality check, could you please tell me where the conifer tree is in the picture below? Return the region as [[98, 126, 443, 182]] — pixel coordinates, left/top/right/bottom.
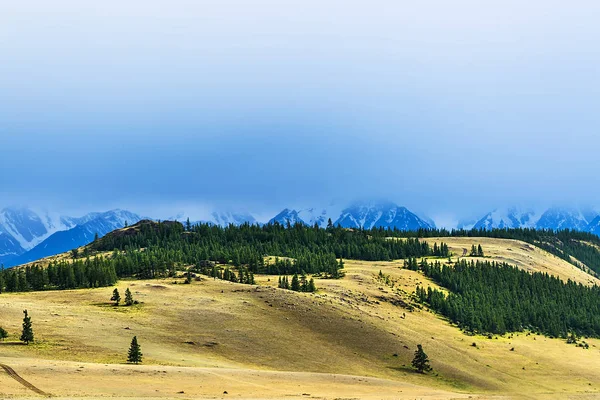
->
[[477, 244, 484, 257], [470, 245, 477, 257], [0, 326, 8, 341], [20, 310, 34, 345], [308, 278, 316, 293], [291, 274, 300, 291], [327, 218, 334, 230], [111, 288, 121, 305], [127, 336, 143, 364], [125, 288, 134, 306], [411, 344, 432, 373]]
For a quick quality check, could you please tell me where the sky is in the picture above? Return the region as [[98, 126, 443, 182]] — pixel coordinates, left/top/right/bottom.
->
[[1, 1, 600, 225]]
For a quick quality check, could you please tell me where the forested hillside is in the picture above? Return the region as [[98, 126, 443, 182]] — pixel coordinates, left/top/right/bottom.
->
[[0, 220, 441, 292], [417, 259, 600, 338]]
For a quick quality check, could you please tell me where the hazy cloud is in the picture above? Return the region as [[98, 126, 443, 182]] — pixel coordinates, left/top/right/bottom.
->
[[1, 0, 599, 222]]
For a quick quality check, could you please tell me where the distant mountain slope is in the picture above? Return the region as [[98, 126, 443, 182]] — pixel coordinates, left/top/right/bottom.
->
[[535, 207, 594, 231], [209, 211, 257, 226], [588, 216, 600, 236], [268, 209, 305, 226], [334, 201, 434, 230], [0, 207, 78, 258], [473, 207, 538, 230], [7, 210, 141, 267]]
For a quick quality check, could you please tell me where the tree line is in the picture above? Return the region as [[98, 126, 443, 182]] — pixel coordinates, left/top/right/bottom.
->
[[415, 259, 600, 338]]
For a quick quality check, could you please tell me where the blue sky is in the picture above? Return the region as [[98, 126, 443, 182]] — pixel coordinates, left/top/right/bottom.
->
[[1, 1, 599, 223]]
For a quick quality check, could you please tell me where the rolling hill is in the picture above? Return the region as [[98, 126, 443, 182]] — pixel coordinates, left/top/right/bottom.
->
[[1, 227, 600, 399]]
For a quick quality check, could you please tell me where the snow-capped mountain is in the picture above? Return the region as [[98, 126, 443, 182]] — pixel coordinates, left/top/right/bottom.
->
[[535, 207, 596, 231], [208, 211, 257, 226], [334, 201, 434, 230], [457, 218, 478, 230], [0, 207, 78, 256], [5, 209, 142, 267], [470, 206, 599, 232], [269, 209, 305, 226], [268, 204, 343, 228], [587, 215, 600, 236], [473, 207, 539, 230]]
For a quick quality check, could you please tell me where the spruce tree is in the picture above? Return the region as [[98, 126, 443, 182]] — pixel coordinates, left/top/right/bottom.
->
[[20, 310, 34, 345], [125, 288, 134, 306], [291, 274, 300, 291], [411, 344, 432, 373], [0, 326, 7, 341], [307, 278, 316, 293], [111, 288, 121, 305], [477, 244, 484, 257], [127, 336, 143, 364]]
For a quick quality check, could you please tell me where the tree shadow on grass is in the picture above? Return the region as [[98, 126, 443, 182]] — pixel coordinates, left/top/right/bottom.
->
[[90, 302, 119, 308], [0, 341, 26, 346], [387, 365, 423, 375]]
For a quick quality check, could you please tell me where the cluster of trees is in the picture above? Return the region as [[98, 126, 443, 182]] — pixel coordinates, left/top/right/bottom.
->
[[416, 259, 600, 337], [278, 273, 316, 292], [90, 220, 437, 276], [0, 258, 118, 293], [264, 255, 343, 278], [194, 263, 256, 285], [469, 244, 484, 257], [431, 242, 450, 257], [111, 288, 136, 306], [392, 227, 600, 276]]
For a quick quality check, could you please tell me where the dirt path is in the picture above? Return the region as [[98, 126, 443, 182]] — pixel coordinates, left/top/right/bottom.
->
[[0, 363, 50, 397]]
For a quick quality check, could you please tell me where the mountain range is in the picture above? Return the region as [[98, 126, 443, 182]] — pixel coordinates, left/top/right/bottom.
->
[[0, 208, 141, 267], [2, 202, 600, 268], [269, 201, 434, 230], [472, 206, 599, 232]]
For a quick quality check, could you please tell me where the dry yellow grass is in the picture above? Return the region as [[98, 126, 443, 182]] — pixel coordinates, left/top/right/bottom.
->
[[420, 237, 600, 286], [1, 237, 599, 399]]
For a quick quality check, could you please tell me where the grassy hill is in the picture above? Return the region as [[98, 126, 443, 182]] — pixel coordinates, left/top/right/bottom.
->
[[2, 234, 600, 399]]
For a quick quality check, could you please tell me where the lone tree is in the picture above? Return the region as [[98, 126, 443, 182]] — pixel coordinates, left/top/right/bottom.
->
[[411, 344, 432, 373], [0, 326, 8, 341], [111, 288, 121, 306], [127, 336, 143, 364], [20, 310, 34, 345], [124, 288, 134, 306]]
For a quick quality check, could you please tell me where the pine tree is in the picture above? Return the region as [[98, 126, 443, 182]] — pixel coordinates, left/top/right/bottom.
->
[[291, 274, 300, 291], [411, 344, 432, 373], [94, 232, 99, 242], [111, 288, 121, 305], [477, 244, 484, 257], [125, 288, 134, 306], [470, 245, 477, 257], [0, 326, 7, 341], [127, 336, 143, 364], [327, 218, 334, 230], [20, 310, 34, 345], [307, 278, 316, 293]]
